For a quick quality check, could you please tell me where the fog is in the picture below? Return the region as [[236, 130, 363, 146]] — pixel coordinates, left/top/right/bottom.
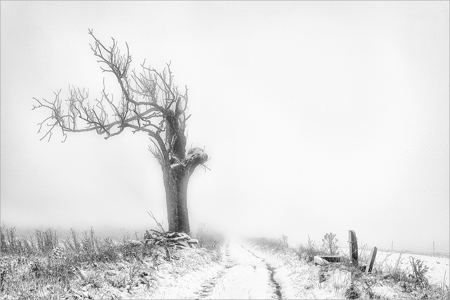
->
[[1, 2, 449, 254]]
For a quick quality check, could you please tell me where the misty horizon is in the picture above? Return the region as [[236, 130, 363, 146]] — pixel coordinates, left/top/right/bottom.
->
[[1, 2, 449, 255]]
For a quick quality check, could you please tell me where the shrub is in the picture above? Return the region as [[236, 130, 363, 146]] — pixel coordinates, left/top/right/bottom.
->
[[296, 235, 322, 262], [344, 283, 361, 299], [409, 256, 429, 288], [195, 229, 223, 250], [98, 236, 120, 262], [247, 237, 287, 251], [322, 232, 339, 255], [280, 235, 289, 248]]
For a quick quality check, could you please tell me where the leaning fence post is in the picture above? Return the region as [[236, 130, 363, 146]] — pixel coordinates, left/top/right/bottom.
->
[[348, 230, 358, 267], [366, 247, 377, 273]]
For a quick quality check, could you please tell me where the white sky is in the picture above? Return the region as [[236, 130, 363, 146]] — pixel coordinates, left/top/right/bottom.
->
[[1, 2, 449, 253]]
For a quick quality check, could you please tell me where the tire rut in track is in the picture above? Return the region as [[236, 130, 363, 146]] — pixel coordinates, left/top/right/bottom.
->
[[194, 243, 234, 299], [241, 245, 283, 300], [194, 269, 225, 299]]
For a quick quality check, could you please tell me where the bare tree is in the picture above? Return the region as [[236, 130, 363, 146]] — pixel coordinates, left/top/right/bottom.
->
[[33, 29, 209, 234]]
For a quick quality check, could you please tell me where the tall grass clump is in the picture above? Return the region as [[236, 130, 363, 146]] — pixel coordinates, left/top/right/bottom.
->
[[34, 228, 58, 254], [248, 234, 292, 251], [195, 228, 224, 262], [195, 228, 223, 250], [0, 226, 23, 255], [280, 235, 289, 248], [64, 228, 124, 263], [64, 228, 82, 253], [6, 227, 18, 253], [81, 227, 100, 255], [296, 235, 322, 262], [0, 226, 41, 255], [247, 236, 288, 251], [0, 226, 7, 253]]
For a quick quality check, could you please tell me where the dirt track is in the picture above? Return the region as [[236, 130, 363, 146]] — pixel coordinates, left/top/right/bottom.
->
[[194, 239, 283, 299]]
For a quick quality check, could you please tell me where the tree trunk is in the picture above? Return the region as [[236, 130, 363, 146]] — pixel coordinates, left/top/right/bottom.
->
[[177, 171, 190, 234], [161, 147, 208, 235], [162, 165, 179, 232], [162, 166, 190, 234]]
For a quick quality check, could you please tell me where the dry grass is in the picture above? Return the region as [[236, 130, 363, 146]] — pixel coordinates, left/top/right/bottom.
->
[[0, 225, 224, 299], [194, 228, 224, 262], [295, 235, 324, 262]]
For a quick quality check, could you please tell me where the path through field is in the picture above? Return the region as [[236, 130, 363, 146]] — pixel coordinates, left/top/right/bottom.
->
[[142, 238, 288, 299], [194, 239, 283, 299]]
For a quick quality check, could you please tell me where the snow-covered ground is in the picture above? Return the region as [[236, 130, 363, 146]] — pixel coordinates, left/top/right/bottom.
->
[[3, 236, 447, 299], [202, 239, 281, 299], [140, 239, 449, 299], [245, 241, 344, 299], [372, 250, 449, 286], [244, 241, 449, 299], [130, 238, 301, 299], [338, 247, 450, 286], [115, 246, 225, 300], [107, 238, 285, 299]]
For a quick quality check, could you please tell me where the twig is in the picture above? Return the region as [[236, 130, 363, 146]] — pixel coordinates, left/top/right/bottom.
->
[[147, 211, 166, 233]]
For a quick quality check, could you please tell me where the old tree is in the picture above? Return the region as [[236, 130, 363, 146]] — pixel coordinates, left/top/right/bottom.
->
[[33, 30, 208, 235]]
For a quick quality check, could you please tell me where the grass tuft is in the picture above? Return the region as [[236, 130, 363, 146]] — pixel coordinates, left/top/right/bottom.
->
[[195, 228, 224, 262], [296, 235, 323, 262]]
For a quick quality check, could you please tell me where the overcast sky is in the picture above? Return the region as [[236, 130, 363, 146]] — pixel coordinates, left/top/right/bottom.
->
[[1, 1, 448, 253]]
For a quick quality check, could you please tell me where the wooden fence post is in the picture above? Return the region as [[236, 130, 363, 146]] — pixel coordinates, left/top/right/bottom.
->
[[366, 247, 377, 273], [348, 230, 358, 267]]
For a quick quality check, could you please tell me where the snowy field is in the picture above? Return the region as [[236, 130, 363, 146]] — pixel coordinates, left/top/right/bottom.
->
[[337, 247, 449, 286], [373, 250, 448, 286]]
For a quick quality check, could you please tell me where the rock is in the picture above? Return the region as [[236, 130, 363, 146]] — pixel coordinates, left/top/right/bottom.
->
[[187, 239, 199, 244], [128, 240, 143, 247], [314, 256, 329, 266], [139, 271, 149, 277]]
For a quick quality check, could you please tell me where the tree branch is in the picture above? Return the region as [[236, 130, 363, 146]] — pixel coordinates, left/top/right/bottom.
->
[[33, 29, 192, 168]]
